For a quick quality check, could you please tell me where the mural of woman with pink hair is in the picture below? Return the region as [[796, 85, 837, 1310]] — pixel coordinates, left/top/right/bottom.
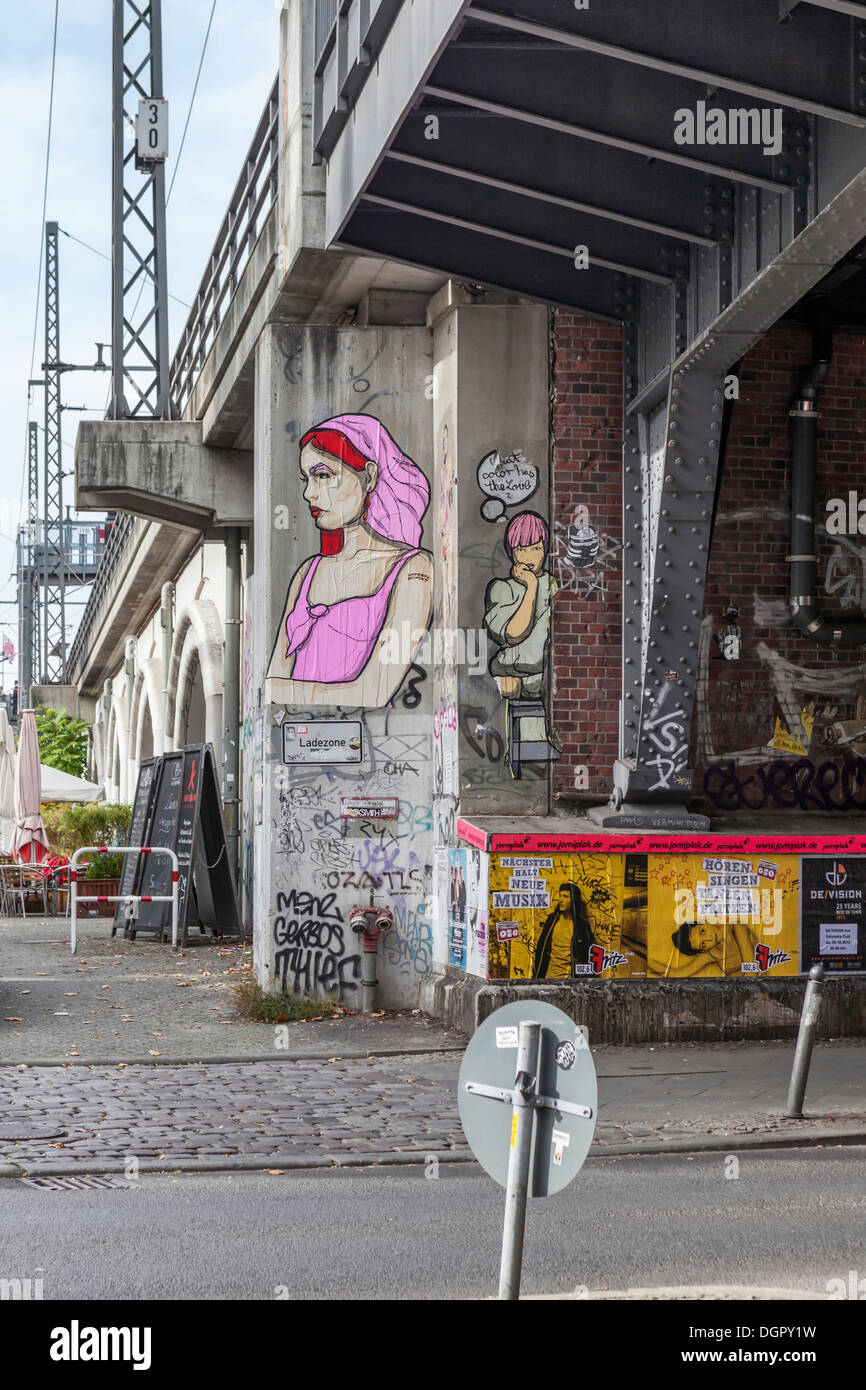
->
[[266, 414, 433, 707]]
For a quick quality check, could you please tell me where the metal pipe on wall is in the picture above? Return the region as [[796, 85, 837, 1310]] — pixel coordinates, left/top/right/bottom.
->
[[789, 308, 866, 647], [223, 528, 241, 884], [160, 582, 174, 753], [124, 636, 137, 792]]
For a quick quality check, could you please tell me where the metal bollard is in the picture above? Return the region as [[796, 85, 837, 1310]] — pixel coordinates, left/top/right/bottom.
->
[[499, 1020, 540, 1301], [785, 964, 825, 1118]]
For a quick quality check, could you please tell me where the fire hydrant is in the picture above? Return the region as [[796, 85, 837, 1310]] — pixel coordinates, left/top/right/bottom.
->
[[349, 901, 394, 1014]]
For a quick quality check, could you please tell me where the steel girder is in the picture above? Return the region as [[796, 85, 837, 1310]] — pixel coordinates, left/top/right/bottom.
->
[[465, 1, 866, 123], [322, 0, 866, 808], [42, 223, 66, 684], [18, 423, 41, 696], [110, 0, 173, 418]]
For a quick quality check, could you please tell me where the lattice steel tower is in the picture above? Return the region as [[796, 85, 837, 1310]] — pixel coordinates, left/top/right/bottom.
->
[[17, 422, 42, 693], [110, 0, 173, 418], [42, 220, 66, 682]]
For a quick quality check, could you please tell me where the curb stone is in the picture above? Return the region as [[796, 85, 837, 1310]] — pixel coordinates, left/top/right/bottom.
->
[[1, 1127, 863, 1179], [0, 1047, 467, 1069], [523, 1285, 828, 1301]]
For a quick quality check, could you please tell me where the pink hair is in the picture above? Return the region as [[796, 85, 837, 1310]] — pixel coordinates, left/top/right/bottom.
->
[[504, 511, 549, 557], [302, 413, 429, 547]]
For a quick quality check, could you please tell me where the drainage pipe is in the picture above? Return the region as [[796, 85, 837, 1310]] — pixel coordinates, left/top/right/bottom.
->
[[223, 528, 242, 884], [160, 582, 174, 753], [789, 311, 866, 646]]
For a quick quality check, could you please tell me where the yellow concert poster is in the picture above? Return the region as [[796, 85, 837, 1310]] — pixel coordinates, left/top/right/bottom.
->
[[487, 852, 648, 980], [645, 853, 799, 977]]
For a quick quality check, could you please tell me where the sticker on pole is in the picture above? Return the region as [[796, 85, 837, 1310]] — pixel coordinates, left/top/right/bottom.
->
[[459, 1001, 597, 1197]]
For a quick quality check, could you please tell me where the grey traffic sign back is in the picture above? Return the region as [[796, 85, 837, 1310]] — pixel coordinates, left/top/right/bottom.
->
[[458, 1001, 597, 1197]]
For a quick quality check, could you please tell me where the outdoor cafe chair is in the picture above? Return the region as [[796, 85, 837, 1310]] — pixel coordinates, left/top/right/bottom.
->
[[0, 862, 48, 917]]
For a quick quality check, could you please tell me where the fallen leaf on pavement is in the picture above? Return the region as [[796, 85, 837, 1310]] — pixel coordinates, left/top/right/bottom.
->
[[148, 1050, 161, 1056], [4, 1017, 23, 1022], [267, 1170, 284, 1175]]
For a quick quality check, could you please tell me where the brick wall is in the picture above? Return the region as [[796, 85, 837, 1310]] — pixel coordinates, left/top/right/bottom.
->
[[550, 316, 866, 816], [550, 312, 623, 802], [695, 325, 866, 812]]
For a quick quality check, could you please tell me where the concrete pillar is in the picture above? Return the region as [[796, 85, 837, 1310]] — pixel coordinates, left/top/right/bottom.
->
[[253, 322, 434, 1007], [429, 290, 553, 836]]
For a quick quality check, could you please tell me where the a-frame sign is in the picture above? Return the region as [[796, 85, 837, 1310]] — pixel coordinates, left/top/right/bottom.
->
[[112, 757, 157, 937], [120, 743, 241, 946]]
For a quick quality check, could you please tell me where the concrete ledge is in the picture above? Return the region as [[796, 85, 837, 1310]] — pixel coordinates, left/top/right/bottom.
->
[[420, 972, 866, 1042], [76, 420, 252, 528]]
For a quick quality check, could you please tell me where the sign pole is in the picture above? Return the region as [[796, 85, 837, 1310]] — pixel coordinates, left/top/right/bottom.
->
[[498, 1019, 541, 1301]]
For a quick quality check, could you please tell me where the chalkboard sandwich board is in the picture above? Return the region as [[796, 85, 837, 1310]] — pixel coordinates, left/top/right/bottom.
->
[[120, 744, 241, 946], [112, 757, 157, 937]]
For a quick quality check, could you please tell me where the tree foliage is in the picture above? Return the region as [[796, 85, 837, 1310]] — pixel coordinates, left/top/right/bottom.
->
[[34, 706, 90, 779], [42, 802, 132, 859]]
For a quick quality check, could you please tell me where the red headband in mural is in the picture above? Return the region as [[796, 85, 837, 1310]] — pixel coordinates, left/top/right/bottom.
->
[[299, 428, 370, 473]]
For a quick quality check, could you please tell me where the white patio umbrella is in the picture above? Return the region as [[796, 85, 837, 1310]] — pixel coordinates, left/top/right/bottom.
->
[[0, 706, 15, 853], [11, 709, 49, 864]]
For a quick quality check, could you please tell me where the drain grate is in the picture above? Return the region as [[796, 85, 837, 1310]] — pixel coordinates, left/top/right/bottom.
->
[[18, 1175, 132, 1191], [0, 1126, 66, 1142]]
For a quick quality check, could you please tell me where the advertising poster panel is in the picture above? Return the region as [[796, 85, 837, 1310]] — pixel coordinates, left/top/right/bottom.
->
[[448, 847, 468, 969], [487, 852, 648, 980], [646, 853, 799, 977], [465, 847, 490, 979], [800, 855, 866, 974]]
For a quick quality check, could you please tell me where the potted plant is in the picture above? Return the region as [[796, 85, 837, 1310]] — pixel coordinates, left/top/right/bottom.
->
[[83, 851, 125, 917], [42, 804, 132, 918]]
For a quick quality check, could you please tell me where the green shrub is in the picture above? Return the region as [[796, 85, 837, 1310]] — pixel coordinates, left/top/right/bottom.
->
[[84, 853, 125, 881], [43, 803, 132, 860], [232, 973, 342, 1023], [35, 707, 90, 779]]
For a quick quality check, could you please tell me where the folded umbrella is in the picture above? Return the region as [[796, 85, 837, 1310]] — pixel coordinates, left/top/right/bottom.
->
[[11, 709, 49, 864]]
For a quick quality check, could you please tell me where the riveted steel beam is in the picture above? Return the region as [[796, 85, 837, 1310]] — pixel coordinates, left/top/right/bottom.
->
[[391, 111, 728, 246], [338, 205, 640, 321], [422, 85, 791, 193], [466, 1, 865, 125]]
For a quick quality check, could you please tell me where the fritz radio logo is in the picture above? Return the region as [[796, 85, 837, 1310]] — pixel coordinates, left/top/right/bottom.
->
[[584, 943, 628, 975], [742, 943, 792, 973]]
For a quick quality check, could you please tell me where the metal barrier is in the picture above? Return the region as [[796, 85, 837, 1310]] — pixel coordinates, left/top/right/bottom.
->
[[69, 846, 179, 955]]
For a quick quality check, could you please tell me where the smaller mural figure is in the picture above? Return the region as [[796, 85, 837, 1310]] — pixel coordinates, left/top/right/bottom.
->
[[483, 511, 560, 776], [532, 883, 597, 979], [267, 414, 433, 708]]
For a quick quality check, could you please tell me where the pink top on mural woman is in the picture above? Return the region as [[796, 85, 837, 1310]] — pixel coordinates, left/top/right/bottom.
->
[[266, 413, 434, 707]]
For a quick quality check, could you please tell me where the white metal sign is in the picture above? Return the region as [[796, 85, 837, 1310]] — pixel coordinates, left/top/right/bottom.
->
[[136, 99, 169, 165], [340, 797, 399, 820]]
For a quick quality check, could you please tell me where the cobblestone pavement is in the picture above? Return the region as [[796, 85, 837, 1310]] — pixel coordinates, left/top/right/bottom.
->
[[0, 1040, 863, 1173], [2, 915, 865, 1174], [0, 916, 461, 1062], [0, 1053, 469, 1168]]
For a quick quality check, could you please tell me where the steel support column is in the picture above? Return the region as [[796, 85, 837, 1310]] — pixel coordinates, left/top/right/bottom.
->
[[42, 221, 66, 683], [110, 0, 173, 418]]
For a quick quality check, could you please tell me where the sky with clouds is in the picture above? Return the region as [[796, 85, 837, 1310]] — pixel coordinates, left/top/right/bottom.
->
[[0, 0, 279, 683]]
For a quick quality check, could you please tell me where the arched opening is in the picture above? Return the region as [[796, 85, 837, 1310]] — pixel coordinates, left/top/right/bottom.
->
[[180, 650, 207, 745], [140, 699, 154, 761]]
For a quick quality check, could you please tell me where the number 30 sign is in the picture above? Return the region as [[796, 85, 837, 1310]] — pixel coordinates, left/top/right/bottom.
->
[[136, 99, 169, 168]]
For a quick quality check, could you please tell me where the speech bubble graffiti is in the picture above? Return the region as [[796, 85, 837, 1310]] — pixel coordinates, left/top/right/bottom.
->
[[477, 449, 538, 522]]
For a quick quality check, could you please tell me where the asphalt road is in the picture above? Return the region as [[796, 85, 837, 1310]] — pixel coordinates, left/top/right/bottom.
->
[[1, 1146, 862, 1300]]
